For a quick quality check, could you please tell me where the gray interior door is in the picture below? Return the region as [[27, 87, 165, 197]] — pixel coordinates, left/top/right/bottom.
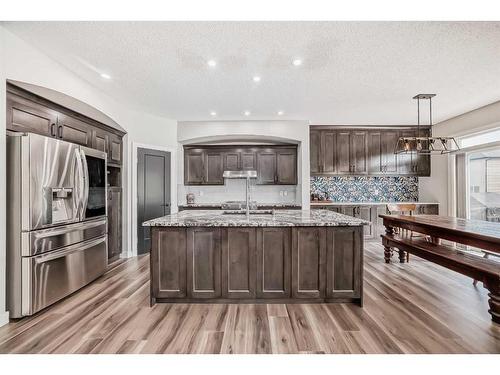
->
[[137, 148, 171, 254]]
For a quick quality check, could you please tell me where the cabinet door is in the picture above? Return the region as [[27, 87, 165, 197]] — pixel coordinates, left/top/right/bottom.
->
[[107, 188, 122, 260], [415, 128, 431, 176], [92, 128, 109, 154], [381, 130, 399, 174], [310, 130, 322, 174], [368, 132, 383, 174], [397, 130, 416, 175], [186, 228, 221, 298], [205, 151, 224, 185], [184, 150, 205, 184], [7, 94, 58, 137], [292, 227, 326, 298], [326, 227, 362, 300], [108, 133, 122, 165], [256, 228, 291, 298], [336, 131, 351, 174], [241, 151, 257, 170], [257, 150, 277, 184], [342, 206, 357, 217], [322, 130, 336, 174], [350, 131, 368, 174], [223, 151, 240, 171], [358, 206, 376, 239], [276, 149, 297, 184], [151, 228, 187, 299], [222, 228, 256, 298], [57, 114, 92, 147]]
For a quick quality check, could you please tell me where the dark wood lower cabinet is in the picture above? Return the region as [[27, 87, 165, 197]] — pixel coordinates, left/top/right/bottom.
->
[[291, 227, 326, 299], [186, 228, 222, 298], [151, 226, 363, 304], [326, 227, 363, 301], [107, 188, 122, 260], [222, 228, 256, 298], [150, 228, 187, 300], [256, 228, 291, 298]]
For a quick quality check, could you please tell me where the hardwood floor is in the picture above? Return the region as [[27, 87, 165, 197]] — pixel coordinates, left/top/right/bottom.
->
[[0, 241, 499, 354]]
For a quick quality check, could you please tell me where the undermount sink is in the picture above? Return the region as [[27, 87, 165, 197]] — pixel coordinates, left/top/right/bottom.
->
[[222, 209, 274, 215]]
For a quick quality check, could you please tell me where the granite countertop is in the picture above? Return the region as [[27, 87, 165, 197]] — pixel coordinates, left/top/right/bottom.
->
[[179, 203, 302, 208], [310, 201, 440, 206], [143, 209, 368, 227]]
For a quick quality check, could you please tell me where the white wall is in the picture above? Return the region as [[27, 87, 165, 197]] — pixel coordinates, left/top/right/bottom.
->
[[419, 100, 500, 215], [0, 26, 178, 325], [177, 120, 311, 209]]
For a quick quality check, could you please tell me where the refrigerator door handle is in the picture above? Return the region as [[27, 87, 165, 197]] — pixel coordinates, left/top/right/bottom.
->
[[74, 148, 85, 219], [80, 148, 90, 218], [33, 236, 106, 264]]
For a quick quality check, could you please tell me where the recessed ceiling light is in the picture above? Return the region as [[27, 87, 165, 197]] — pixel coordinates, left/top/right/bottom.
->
[[277, 111, 284, 116], [207, 59, 217, 68], [210, 111, 217, 116], [253, 76, 261, 82], [244, 111, 251, 116], [292, 59, 303, 66], [100, 73, 111, 80]]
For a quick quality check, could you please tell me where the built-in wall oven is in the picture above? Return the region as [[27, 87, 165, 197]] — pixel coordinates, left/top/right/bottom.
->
[[6, 132, 108, 318]]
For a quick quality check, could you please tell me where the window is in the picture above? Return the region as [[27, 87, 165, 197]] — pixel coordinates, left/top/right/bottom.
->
[[467, 149, 500, 223]]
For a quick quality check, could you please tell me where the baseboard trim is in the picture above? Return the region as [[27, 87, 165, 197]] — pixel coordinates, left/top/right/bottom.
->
[[0, 310, 9, 327]]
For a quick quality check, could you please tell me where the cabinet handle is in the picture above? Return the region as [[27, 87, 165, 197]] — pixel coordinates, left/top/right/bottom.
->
[[57, 125, 63, 138], [50, 123, 56, 137]]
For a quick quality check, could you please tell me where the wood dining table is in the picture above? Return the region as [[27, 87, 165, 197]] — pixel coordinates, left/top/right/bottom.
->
[[379, 214, 500, 323]]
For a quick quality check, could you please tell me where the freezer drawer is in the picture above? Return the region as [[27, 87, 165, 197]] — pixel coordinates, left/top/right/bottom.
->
[[22, 218, 107, 257], [21, 235, 107, 316]]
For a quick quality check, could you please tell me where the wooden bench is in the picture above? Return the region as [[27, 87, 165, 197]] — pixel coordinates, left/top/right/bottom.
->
[[381, 233, 500, 324]]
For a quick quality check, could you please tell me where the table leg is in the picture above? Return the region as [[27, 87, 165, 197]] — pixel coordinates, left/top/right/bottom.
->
[[485, 279, 500, 324], [384, 226, 394, 263], [398, 250, 406, 263]]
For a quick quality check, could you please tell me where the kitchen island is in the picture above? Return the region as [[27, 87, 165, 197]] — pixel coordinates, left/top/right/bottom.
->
[[143, 210, 367, 305]]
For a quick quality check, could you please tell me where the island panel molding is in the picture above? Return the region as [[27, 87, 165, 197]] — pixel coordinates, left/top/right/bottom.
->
[[145, 210, 366, 305]]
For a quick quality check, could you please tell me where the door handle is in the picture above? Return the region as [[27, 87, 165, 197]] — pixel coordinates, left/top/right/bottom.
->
[[50, 123, 56, 137], [161, 203, 170, 207], [57, 125, 63, 138]]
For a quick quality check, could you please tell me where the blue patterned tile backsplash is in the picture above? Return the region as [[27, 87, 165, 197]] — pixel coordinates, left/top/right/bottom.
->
[[310, 176, 418, 202]]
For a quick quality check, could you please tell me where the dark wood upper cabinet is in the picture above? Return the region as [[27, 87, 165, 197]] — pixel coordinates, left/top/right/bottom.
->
[[310, 127, 430, 177], [322, 130, 337, 174], [350, 131, 368, 174], [336, 131, 351, 174], [108, 133, 122, 165], [57, 114, 92, 147], [7, 93, 58, 137], [223, 151, 240, 171], [184, 149, 205, 185], [257, 150, 277, 185], [368, 130, 398, 174], [184, 145, 297, 185], [310, 130, 321, 174], [92, 128, 109, 154], [205, 151, 224, 185], [276, 149, 297, 184]]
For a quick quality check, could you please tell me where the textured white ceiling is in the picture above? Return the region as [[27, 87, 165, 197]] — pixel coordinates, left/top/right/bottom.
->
[[4, 21, 500, 124]]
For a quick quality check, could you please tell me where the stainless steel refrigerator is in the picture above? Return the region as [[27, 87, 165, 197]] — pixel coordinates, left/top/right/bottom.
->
[[7, 132, 108, 318]]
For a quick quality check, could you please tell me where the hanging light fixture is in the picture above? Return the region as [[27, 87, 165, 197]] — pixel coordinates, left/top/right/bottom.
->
[[394, 94, 459, 155]]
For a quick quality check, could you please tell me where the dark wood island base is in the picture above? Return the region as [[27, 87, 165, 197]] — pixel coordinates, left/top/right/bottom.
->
[[149, 226, 364, 306]]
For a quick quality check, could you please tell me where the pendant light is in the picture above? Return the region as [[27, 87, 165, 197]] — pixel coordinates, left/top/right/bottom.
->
[[394, 94, 459, 155]]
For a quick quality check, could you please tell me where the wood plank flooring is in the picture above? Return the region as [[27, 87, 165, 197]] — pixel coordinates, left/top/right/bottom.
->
[[0, 241, 499, 354]]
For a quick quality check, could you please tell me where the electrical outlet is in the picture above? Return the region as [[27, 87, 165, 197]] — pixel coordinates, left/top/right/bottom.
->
[[284, 191, 288, 196], [199, 191, 204, 196]]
